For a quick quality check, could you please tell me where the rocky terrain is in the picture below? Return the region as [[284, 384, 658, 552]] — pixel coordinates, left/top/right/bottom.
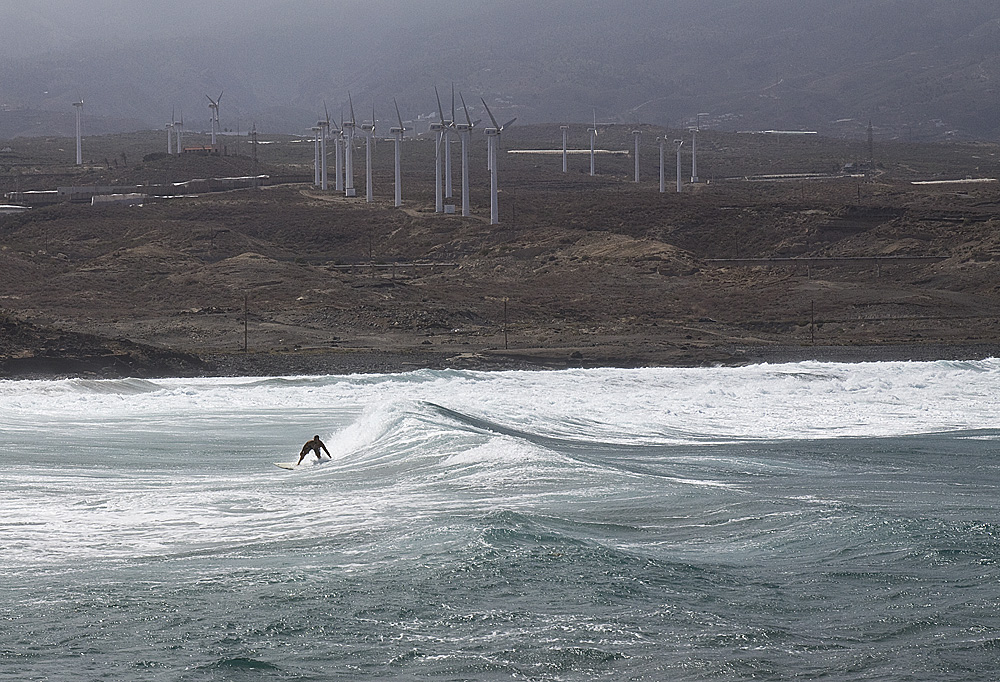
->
[[2, 127, 1000, 379]]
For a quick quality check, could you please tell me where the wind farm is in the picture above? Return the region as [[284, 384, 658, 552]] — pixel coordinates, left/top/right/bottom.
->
[[4, 101, 1000, 378]]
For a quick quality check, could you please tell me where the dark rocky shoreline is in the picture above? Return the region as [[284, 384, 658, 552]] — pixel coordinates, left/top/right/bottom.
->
[[6, 334, 1000, 382]]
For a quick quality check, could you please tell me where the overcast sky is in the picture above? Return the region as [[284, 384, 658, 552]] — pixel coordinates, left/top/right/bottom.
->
[[0, 0, 479, 59]]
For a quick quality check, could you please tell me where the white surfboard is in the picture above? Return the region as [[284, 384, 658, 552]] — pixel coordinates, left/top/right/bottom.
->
[[274, 457, 331, 470]]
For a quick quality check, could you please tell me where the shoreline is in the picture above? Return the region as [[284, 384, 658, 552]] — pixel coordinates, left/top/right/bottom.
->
[[4, 341, 1000, 381]]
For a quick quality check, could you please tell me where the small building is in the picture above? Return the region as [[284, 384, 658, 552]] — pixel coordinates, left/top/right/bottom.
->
[[91, 193, 145, 207]]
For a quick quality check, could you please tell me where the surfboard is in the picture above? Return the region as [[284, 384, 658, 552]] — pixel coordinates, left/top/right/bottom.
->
[[274, 457, 331, 470]]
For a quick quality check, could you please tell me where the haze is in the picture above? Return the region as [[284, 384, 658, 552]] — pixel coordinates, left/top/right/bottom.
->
[[0, 1, 997, 141]]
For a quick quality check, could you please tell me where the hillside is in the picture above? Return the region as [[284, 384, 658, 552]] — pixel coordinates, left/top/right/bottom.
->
[[1, 1, 998, 142], [3, 126, 1000, 377]]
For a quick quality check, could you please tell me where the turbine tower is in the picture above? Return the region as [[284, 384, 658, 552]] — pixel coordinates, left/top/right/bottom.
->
[[445, 85, 456, 204], [588, 110, 598, 177], [674, 138, 684, 193], [561, 125, 569, 173], [364, 103, 376, 203], [333, 113, 345, 192], [430, 86, 447, 213], [390, 99, 408, 208], [72, 99, 84, 165], [690, 127, 698, 183], [166, 122, 174, 155], [311, 125, 322, 187], [632, 129, 641, 183], [343, 94, 357, 197], [320, 102, 332, 191], [456, 92, 479, 218], [658, 136, 665, 193], [174, 110, 184, 153], [206, 91, 223, 147], [481, 98, 516, 226]]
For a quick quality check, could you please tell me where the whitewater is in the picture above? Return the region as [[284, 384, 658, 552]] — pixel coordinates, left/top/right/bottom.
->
[[1, 360, 998, 681]]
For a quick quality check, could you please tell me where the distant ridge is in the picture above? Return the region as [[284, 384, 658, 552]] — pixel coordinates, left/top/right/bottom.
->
[[1, 0, 997, 141]]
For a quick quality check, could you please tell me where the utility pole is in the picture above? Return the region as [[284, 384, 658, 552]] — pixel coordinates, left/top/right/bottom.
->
[[243, 293, 249, 353], [503, 297, 509, 350], [251, 123, 259, 189]]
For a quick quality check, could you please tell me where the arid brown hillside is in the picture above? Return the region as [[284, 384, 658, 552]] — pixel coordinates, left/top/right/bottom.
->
[[3, 128, 1000, 377]]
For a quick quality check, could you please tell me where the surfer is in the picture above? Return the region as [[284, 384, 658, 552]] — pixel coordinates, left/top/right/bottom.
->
[[297, 435, 331, 465]]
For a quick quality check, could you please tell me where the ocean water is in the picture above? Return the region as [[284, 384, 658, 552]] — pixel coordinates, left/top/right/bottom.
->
[[1, 361, 998, 681]]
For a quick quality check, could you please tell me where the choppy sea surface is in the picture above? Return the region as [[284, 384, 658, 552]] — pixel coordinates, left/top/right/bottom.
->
[[2, 361, 999, 681]]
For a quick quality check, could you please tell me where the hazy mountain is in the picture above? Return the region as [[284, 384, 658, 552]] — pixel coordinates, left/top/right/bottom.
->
[[1, 0, 997, 141]]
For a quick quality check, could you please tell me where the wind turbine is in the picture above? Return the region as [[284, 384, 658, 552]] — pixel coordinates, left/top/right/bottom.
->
[[690, 127, 698, 183], [480, 98, 516, 226], [658, 136, 665, 193], [72, 98, 84, 165], [561, 125, 569, 173], [456, 92, 479, 218], [430, 86, 447, 213], [333, 112, 344, 192], [343, 94, 357, 197], [588, 109, 598, 177], [174, 110, 184, 153], [390, 99, 409, 208], [319, 101, 332, 191], [206, 91, 223, 147], [445, 85, 456, 204], [632, 129, 641, 183], [311, 125, 322, 187], [674, 138, 684, 193], [363, 103, 376, 203]]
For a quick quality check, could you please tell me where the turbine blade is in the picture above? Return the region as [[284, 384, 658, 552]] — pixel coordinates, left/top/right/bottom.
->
[[435, 86, 445, 124], [324, 100, 330, 125], [451, 83, 456, 123], [394, 98, 404, 130], [502, 117, 517, 130], [480, 98, 500, 130], [348, 93, 356, 125], [460, 92, 472, 127]]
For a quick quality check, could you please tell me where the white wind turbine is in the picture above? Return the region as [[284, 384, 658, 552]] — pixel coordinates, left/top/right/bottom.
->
[[343, 94, 357, 197], [480, 98, 516, 226], [445, 85, 457, 204], [166, 107, 176, 154], [332, 112, 345, 192], [311, 125, 322, 187], [430, 86, 448, 213], [320, 102, 332, 191], [589, 109, 598, 176], [206, 91, 223, 146], [561, 124, 569, 173], [690, 127, 699, 183], [674, 138, 684, 192], [632, 129, 642, 182], [363, 103, 376, 203], [174, 110, 184, 153], [456, 92, 480, 218], [658, 136, 665, 193], [390, 99, 409, 208], [72, 98, 84, 165]]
